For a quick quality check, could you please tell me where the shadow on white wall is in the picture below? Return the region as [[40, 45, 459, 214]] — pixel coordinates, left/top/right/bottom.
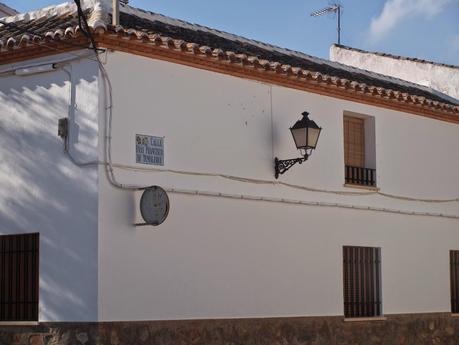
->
[[0, 62, 99, 321]]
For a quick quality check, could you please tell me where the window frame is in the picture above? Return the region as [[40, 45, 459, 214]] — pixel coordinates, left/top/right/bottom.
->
[[342, 245, 382, 319], [343, 115, 366, 168], [343, 112, 377, 188], [451, 250, 459, 314], [0, 233, 39, 322]]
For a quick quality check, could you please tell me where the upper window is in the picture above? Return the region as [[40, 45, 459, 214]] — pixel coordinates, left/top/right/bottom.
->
[[0, 233, 39, 322], [343, 116, 365, 168], [343, 245, 382, 318], [451, 250, 459, 313], [343, 113, 377, 187]]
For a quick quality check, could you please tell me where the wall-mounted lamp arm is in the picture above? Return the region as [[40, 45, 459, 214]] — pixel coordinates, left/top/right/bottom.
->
[[274, 110, 321, 179], [274, 155, 308, 179]]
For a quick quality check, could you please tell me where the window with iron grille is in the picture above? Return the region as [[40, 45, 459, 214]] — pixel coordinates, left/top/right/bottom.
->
[[451, 250, 459, 313], [343, 246, 382, 318], [0, 233, 39, 322], [343, 114, 377, 187]]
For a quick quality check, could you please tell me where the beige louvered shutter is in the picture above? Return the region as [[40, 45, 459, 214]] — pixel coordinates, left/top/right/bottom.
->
[[343, 116, 365, 168]]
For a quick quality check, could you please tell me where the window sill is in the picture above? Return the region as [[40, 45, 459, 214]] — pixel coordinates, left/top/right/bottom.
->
[[344, 316, 386, 322], [343, 183, 380, 192], [0, 321, 39, 326], [451, 313, 459, 317]]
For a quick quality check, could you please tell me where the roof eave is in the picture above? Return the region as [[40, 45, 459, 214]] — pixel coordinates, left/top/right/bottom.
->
[[1, 30, 458, 124]]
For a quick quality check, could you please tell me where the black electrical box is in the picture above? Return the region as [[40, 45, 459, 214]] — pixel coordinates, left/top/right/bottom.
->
[[58, 118, 68, 139]]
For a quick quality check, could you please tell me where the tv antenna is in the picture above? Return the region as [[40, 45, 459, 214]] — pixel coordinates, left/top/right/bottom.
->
[[311, 3, 342, 45]]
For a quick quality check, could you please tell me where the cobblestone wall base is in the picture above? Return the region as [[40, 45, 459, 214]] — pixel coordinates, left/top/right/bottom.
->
[[1, 313, 458, 345]]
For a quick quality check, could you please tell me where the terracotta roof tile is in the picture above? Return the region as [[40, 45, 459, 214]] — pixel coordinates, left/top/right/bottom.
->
[[0, 0, 458, 115], [111, 10, 458, 107]]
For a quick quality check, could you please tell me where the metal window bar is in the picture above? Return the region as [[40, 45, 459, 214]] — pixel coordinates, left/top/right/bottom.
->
[[451, 251, 459, 313], [0, 233, 39, 322], [345, 165, 376, 187], [343, 246, 382, 318]]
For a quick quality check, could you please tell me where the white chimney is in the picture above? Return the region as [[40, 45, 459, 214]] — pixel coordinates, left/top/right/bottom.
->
[[112, 0, 120, 26]]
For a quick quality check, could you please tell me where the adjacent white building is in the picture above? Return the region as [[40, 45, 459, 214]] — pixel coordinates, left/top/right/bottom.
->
[[330, 44, 459, 101], [0, 0, 458, 338]]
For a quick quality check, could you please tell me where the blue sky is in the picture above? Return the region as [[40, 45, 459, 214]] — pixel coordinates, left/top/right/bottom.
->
[[6, 0, 459, 65]]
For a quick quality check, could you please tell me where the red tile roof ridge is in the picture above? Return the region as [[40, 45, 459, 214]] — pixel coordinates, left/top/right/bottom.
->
[[0, 1, 458, 116]]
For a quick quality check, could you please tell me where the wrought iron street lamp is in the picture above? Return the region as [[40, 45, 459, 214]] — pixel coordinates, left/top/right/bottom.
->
[[274, 111, 322, 179]]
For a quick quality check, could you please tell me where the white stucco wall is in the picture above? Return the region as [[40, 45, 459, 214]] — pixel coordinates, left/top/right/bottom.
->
[[98, 51, 459, 321], [0, 52, 99, 321], [330, 45, 459, 101]]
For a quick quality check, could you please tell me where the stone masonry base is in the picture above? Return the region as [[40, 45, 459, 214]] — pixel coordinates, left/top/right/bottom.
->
[[1, 313, 458, 345]]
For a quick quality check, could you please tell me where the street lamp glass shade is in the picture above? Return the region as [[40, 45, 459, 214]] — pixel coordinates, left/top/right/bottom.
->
[[307, 126, 321, 149], [290, 112, 321, 150], [291, 127, 307, 149]]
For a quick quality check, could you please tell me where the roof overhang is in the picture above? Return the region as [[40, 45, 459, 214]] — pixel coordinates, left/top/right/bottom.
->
[[1, 26, 458, 124]]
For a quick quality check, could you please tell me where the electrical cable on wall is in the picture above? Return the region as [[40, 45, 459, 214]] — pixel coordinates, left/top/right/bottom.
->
[[3, 38, 458, 220], [60, 64, 99, 167], [74, 0, 131, 185], [80, 0, 458, 219], [71, 1, 459, 205], [4, 3, 458, 220], [108, 163, 459, 203]]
